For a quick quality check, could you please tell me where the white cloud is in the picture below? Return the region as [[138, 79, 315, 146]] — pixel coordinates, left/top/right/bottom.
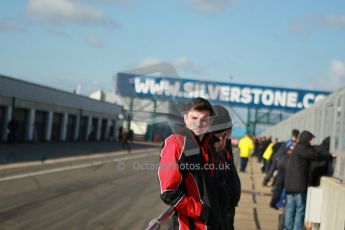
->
[[183, 0, 235, 14], [312, 59, 345, 91], [172, 56, 191, 67], [324, 15, 345, 27], [47, 28, 71, 37], [85, 35, 104, 48], [123, 56, 205, 79], [26, 0, 118, 28], [290, 15, 345, 34], [137, 58, 164, 67], [87, 0, 137, 8], [135, 56, 202, 75], [172, 56, 202, 74], [0, 20, 26, 33], [331, 59, 345, 75]]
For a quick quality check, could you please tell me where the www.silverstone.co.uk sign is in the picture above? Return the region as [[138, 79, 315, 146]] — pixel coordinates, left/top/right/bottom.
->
[[115, 73, 330, 111]]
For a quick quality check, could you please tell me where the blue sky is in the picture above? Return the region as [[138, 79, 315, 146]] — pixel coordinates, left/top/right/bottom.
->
[[1, 0, 345, 95]]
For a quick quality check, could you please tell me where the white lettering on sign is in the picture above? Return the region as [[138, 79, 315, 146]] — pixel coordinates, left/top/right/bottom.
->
[[230, 87, 241, 103], [287, 92, 298, 107], [183, 82, 194, 98], [251, 89, 263, 104], [208, 84, 221, 100], [262, 90, 274, 106], [240, 88, 252, 104], [274, 91, 287, 107], [314, 94, 326, 103], [219, 86, 230, 101], [303, 93, 315, 108], [132, 77, 328, 110], [134, 78, 150, 94]]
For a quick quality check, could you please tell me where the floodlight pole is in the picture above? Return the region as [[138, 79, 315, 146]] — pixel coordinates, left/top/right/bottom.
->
[[246, 107, 258, 136], [149, 99, 157, 142]]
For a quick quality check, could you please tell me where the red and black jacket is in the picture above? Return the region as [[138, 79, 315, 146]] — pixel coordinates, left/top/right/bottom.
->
[[158, 128, 222, 230]]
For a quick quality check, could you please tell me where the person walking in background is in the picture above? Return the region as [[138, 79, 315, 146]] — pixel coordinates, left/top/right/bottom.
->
[[118, 126, 123, 142], [238, 134, 255, 172], [284, 131, 335, 230], [7, 120, 17, 144], [121, 128, 132, 153]]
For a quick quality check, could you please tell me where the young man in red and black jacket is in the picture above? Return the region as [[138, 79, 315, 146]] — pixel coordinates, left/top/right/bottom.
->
[[158, 97, 222, 230]]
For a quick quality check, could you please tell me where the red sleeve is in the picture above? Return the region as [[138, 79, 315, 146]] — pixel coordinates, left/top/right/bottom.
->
[[225, 140, 233, 162], [158, 135, 204, 219]]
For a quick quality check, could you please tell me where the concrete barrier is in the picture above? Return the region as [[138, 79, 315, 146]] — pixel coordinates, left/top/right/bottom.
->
[[319, 177, 345, 230]]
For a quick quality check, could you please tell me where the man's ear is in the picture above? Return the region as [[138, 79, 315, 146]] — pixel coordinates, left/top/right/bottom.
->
[[184, 114, 188, 124]]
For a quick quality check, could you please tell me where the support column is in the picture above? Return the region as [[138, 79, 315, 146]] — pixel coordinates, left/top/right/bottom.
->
[[74, 114, 80, 141], [105, 119, 111, 141], [26, 108, 35, 141], [60, 113, 68, 141], [45, 111, 53, 141], [96, 117, 101, 141], [86, 116, 92, 141], [112, 120, 117, 141], [253, 108, 258, 136], [2, 106, 13, 142], [246, 107, 251, 135]]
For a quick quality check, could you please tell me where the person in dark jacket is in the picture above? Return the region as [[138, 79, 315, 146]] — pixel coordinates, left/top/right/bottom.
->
[[223, 139, 241, 230], [7, 120, 18, 144], [263, 129, 299, 210], [263, 143, 286, 186], [209, 105, 241, 230], [263, 129, 299, 185], [283, 131, 334, 230], [269, 141, 295, 210], [309, 136, 332, 186], [256, 136, 267, 162]]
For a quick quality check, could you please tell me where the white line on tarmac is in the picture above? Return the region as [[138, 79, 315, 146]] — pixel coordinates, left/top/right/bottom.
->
[[0, 148, 158, 171], [0, 152, 159, 182]]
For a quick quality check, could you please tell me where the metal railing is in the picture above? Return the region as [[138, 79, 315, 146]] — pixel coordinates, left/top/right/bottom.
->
[[146, 206, 174, 230]]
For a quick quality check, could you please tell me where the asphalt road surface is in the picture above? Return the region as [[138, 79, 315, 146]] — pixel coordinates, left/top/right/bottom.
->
[[0, 149, 169, 230]]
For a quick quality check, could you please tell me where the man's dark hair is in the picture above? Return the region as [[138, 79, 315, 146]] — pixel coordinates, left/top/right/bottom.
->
[[184, 97, 214, 115], [292, 129, 299, 138]]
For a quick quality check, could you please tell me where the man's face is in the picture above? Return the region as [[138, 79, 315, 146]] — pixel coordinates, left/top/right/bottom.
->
[[184, 109, 211, 137]]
